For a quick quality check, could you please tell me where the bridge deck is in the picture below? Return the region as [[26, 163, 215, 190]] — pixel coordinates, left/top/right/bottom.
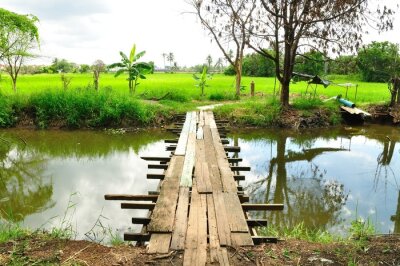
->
[[105, 110, 283, 265]]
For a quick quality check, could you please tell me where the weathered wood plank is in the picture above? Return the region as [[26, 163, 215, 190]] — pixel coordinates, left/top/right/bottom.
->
[[242, 203, 284, 211], [203, 126, 223, 191], [216, 248, 230, 266], [170, 187, 190, 250], [196, 162, 212, 194], [183, 181, 207, 266], [124, 233, 150, 242], [180, 112, 197, 187], [206, 194, 219, 263], [231, 232, 254, 246], [121, 202, 155, 210], [105, 194, 157, 201], [147, 233, 171, 254], [147, 156, 185, 232], [212, 191, 231, 246], [132, 217, 151, 225], [140, 156, 171, 161], [175, 112, 192, 155], [224, 192, 250, 233]]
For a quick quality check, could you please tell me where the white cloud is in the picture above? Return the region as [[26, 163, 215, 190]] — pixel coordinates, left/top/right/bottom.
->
[[1, 0, 399, 66]]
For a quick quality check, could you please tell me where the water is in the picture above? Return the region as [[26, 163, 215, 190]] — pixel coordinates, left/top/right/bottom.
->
[[0, 125, 399, 243]]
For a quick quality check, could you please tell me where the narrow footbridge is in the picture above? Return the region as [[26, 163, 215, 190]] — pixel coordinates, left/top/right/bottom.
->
[[105, 110, 284, 265]]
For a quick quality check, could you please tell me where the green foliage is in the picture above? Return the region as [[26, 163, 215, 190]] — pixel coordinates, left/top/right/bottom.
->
[[28, 88, 160, 128], [193, 66, 212, 96], [294, 50, 325, 75], [292, 97, 324, 110], [51, 58, 74, 73], [109, 44, 152, 94], [214, 99, 282, 126], [328, 55, 358, 75], [259, 222, 337, 244], [224, 65, 236, 76], [357, 41, 400, 82], [348, 218, 375, 241], [0, 93, 15, 127], [242, 52, 275, 77], [79, 64, 90, 73], [0, 220, 29, 243], [0, 8, 39, 54]]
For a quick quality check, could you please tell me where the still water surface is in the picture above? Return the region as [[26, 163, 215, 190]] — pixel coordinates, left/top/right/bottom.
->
[[0, 126, 399, 242]]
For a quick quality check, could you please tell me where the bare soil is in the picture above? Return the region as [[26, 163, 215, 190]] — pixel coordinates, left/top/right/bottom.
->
[[1, 234, 399, 265]]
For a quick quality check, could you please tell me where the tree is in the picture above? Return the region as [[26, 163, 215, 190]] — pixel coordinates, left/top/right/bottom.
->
[[51, 58, 74, 73], [167, 52, 174, 71], [206, 55, 213, 70], [193, 66, 212, 96], [109, 44, 152, 94], [190, 0, 256, 96], [79, 64, 90, 73], [248, 1, 394, 106], [0, 8, 39, 92], [91, 59, 106, 91], [357, 41, 400, 82], [162, 53, 167, 70], [329, 55, 358, 75], [242, 52, 275, 77], [294, 50, 325, 76]]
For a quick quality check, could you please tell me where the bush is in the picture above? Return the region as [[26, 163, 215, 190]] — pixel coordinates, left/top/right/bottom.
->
[[0, 93, 14, 127]]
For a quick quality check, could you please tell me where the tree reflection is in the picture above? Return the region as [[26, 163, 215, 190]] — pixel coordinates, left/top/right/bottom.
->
[[246, 134, 348, 231], [0, 139, 54, 222], [391, 191, 400, 234]]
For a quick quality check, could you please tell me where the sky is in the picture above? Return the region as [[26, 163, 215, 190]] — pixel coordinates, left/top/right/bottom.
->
[[1, 0, 400, 68]]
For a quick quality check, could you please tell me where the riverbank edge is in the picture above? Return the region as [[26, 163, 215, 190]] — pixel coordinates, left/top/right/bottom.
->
[[0, 232, 399, 265], [2, 102, 398, 130]]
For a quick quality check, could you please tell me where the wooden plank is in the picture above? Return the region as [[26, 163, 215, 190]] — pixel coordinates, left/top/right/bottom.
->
[[252, 236, 278, 244], [147, 233, 171, 254], [208, 111, 218, 129], [147, 156, 185, 232], [175, 112, 192, 155], [170, 187, 190, 250], [124, 233, 150, 242], [247, 219, 268, 227], [183, 181, 207, 266], [140, 156, 171, 161], [148, 164, 168, 169], [341, 105, 371, 116], [224, 146, 241, 152], [231, 233, 254, 246], [230, 166, 251, 171], [207, 194, 219, 263], [196, 126, 203, 140], [203, 126, 223, 191], [224, 192, 250, 233], [105, 194, 157, 201], [147, 174, 165, 180], [132, 217, 151, 225], [242, 203, 284, 211], [212, 191, 231, 246], [195, 162, 212, 194], [121, 202, 155, 210], [216, 248, 230, 266], [180, 113, 197, 187]]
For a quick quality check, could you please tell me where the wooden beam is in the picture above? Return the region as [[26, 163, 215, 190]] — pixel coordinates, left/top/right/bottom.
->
[[148, 164, 168, 170], [140, 156, 171, 161], [147, 174, 165, 180], [242, 204, 284, 211], [234, 175, 245, 181], [224, 146, 240, 152], [246, 219, 268, 227], [164, 139, 178, 143], [252, 236, 278, 244], [221, 139, 229, 144], [230, 166, 251, 171], [104, 194, 158, 202], [238, 195, 250, 203], [148, 191, 160, 195], [121, 202, 155, 210], [132, 217, 151, 225], [166, 145, 177, 151], [124, 233, 150, 242], [228, 158, 243, 163]]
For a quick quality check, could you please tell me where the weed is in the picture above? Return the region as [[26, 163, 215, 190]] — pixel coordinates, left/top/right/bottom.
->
[[0, 220, 29, 243], [348, 217, 375, 241], [49, 193, 78, 240]]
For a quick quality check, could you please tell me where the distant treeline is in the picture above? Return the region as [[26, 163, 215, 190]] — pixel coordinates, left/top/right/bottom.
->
[[224, 41, 400, 83]]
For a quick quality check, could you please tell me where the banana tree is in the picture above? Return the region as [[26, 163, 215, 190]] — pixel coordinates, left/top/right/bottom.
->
[[193, 66, 212, 96], [109, 44, 151, 94]]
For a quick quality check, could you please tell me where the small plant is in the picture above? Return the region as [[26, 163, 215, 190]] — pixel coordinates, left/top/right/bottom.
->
[[60, 73, 72, 90], [193, 66, 212, 96], [348, 217, 375, 241], [109, 44, 152, 95]]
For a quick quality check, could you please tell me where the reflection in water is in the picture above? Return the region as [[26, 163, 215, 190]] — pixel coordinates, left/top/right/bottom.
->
[[0, 139, 53, 222], [233, 125, 400, 234], [0, 129, 172, 240]]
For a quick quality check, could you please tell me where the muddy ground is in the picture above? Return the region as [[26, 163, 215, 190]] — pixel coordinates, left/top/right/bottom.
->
[[1, 234, 399, 265]]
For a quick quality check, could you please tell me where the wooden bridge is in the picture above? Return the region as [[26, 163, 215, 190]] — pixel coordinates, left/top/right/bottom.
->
[[105, 110, 284, 265]]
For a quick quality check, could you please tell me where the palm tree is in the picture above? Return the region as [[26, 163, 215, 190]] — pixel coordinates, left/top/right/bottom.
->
[[206, 55, 213, 69], [167, 52, 174, 71], [162, 53, 167, 70]]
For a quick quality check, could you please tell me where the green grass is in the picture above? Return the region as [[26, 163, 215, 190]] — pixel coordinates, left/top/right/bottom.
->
[[0, 72, 391, 104]]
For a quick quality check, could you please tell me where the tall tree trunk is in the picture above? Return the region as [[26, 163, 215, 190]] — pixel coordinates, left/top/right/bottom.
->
[[12, 77, 17, 93], [235, 64, 242, 97], [280, 80, 290, 107]]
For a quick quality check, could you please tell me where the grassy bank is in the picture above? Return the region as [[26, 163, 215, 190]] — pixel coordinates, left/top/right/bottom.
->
[[0, 72, 394, 129]]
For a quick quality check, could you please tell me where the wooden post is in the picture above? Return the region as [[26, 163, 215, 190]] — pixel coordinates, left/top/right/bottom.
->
[[250, 81, 255, 97]]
